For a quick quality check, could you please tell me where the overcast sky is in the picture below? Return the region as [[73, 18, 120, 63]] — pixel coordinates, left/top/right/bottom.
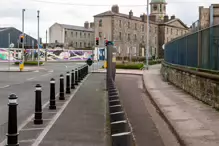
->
[[0, 0, 218, 42]]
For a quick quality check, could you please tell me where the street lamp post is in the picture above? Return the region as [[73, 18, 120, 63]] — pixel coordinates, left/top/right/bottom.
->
[[37, 10, 40, 68], [146, 0, 150, 70], [22, 9, 25, 61]]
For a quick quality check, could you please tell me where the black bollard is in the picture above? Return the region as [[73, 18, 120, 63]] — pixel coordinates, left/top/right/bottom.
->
[[6, 94, 19, 146], [71, 70, 75, 89], [34, 84, 43, 125], [66, 72, 71, 94], [78, 67, 81, 82], [59, 74, 65, 100], [82, 65, 85, 78], [49, 78, 56, 110], [75, 68, 78, 85]]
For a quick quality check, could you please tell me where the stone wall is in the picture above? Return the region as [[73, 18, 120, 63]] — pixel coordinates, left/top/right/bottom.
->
[[161, 63, 219, 109]]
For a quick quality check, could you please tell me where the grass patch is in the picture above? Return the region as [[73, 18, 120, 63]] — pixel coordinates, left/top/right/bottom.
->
[[14, 61, 43, 66]]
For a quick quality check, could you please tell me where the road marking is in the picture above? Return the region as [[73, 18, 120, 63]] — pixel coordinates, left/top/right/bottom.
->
[[27, 77, 35, 81], [34, 70, 39, 73], [48, 70, 54, 73], [41, 73, 51, 77], [19, 139, 36, 143], [32, 74, 90, 146], [0, 85, 10, 89], [21, 128, 44, 131]]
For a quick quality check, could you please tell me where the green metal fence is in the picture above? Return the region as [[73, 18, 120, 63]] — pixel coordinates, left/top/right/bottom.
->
[[164, 25, 219, 70]]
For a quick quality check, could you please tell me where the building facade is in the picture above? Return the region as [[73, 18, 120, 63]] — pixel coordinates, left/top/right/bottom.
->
[[94, 0, 189, 58], [49, 22, 95, 49], [0, 27, 37, 48]]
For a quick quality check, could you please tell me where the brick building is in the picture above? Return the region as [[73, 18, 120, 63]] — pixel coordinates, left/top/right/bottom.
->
[[94, 0, 189, 58]]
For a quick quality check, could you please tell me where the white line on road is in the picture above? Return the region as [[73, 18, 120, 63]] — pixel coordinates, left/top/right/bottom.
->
[[41, 73, 52, 77], [32, 74, 90, 146], [0, 85, 10, 89], [27, 77, 35, 81]]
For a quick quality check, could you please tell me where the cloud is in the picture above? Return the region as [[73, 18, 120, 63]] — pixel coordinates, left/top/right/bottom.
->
[[0, 0, 218, 42]]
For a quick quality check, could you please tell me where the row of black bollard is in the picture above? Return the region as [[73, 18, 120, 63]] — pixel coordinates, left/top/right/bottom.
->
[[107, 79, 134, 146], [6, 65, 89, 146]]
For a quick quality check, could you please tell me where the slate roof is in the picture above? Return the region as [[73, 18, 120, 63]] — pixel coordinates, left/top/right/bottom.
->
[[58, 23, 94, 32]]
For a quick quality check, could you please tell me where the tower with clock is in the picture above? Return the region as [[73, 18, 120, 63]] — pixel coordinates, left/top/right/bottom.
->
[[150, 0, 167, 22]]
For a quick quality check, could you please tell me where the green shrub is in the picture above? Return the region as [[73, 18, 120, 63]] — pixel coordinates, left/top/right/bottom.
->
[[14, 61, 43, 66], [148, 59, 164, 65], [116, 63, 144, 70]]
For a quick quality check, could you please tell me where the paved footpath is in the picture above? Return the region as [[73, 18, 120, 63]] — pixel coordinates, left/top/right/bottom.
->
[[38, 73, 106, 146], [144, 64, 219, 146]]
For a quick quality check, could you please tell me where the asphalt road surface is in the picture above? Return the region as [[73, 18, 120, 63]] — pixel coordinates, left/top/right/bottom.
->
[[0, 61, 103, 143]]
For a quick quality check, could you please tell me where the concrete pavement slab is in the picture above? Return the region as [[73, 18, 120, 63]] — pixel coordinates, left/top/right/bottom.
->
[[143, 64, 219, 146], [93, 69, 143, 75]]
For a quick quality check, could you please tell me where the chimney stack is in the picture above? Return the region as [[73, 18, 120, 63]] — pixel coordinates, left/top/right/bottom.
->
[[129, 10, 133, 19], [111, 5, 119, 13], [171, 15, 175, 20], [84, 21, 89, 29]]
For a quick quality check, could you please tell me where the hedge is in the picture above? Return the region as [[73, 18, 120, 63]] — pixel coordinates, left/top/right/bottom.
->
[[148, 59, 164, 65], [116, 63, 144, 70], [14, 61, 43, 66]]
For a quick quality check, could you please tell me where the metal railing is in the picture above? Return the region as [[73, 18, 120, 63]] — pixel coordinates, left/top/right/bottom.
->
[[164, 24, 219, 70]]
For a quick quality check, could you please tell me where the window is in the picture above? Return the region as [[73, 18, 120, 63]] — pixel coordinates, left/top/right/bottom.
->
[[142, 24, 144, 31], [155, 37, 157, 44], [119, 32, 122, 40], [99, 19, 102, 27], [84, 33, 86, 38], [160, 4, 162, 12], [71, 32, 73, 37], [88, 33, 90, 38], [171, 28, 173, 34], [134, 34, 137, 40], [84, 42, 86, 47], [76, 42, 78, 47], [119, 20, 122, 28], [142, 36, 144, 41], [128, 22, 130, 28], [88, 43, 90, 47], [135, 23, 137, 30], [76, 32, 78, 37], [65, 31, 67, 36], [80, 32, 82, 38], [99, 32, 102, 38], [167, 28, 168, 34], [153, 5, 158, 11], [164, 5, 166, 11], [128, 34, 130, 41], [80, 42, 82, 47], [155, 27, 157, 33]]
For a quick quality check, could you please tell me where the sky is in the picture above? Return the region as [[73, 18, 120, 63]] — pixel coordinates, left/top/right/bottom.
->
[[0, 0, 218, 43]]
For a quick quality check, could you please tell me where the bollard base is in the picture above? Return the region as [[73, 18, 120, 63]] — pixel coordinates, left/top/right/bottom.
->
[[34, 119, 43, 125], [66, 89, 71, 94], [49, 105, 56, 110], [71, 84, 75, 89], [6, 133, 19, 146]]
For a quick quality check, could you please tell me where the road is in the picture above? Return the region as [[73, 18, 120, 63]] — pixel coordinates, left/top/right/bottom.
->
[[0, 61, 103, 143]]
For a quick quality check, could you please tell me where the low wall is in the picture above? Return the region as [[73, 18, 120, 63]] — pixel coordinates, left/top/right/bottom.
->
[[161, 62, 219, 109]]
